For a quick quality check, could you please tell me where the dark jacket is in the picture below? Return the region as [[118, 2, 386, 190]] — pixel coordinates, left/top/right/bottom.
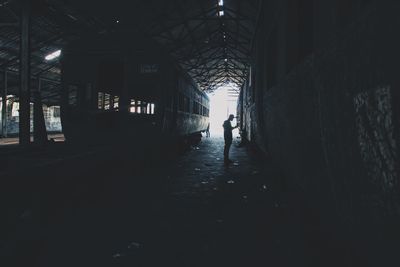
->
[[223, 120, 234, 141]]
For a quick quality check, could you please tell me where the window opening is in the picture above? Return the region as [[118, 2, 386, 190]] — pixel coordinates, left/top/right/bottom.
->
[[45, 49, 61, 61], [98, 92, 104, 110], [137, 101, 141, 114], [104, 93, 111, 110], [114, 96, 119, 109], [130, 100, 136, 113]]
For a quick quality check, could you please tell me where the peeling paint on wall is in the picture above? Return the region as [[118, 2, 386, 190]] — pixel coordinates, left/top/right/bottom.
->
[[354, 86, 398, 193]]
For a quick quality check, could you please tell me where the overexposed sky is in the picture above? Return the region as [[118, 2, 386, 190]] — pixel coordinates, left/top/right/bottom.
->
[[207, 84, 239, 136]]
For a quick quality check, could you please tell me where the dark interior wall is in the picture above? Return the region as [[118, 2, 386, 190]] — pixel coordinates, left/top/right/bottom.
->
[[242, 0, 400, 234]]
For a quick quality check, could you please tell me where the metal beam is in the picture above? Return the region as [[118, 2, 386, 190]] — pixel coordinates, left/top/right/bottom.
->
[[33, 78, 48, 145], [19, 0, 31, 146]]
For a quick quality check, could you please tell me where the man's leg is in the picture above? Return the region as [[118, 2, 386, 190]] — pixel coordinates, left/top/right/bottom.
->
[[224, 140, 232, 163]]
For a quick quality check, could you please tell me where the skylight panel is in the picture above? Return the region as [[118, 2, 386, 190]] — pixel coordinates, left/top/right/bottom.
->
[[45, 50, 61, 61]]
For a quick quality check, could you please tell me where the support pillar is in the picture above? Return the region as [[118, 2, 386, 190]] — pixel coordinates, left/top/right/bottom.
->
[[1, 71, 7, 137], [33, 78, 48, 145], [19, 0, 31, 146], [110, 95, 114, 111]]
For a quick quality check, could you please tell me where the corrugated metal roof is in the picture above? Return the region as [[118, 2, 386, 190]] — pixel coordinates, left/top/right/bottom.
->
[[0, 0, 259, 104]]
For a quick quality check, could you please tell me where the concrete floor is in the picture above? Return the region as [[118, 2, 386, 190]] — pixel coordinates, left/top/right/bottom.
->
[[1, 136, 374, 266]]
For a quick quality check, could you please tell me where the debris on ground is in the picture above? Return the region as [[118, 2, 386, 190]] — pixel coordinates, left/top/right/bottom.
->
[[112, 253, 124, 258], [128, 242, 143, 249], [260, 185, 268, 191]]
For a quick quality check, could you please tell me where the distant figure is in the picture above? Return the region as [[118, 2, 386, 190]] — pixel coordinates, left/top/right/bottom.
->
[[223, 114, 238, 164], [206, 122, 210, 138]]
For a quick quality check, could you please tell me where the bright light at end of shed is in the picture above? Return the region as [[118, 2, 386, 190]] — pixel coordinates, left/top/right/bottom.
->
[[45, 50, 61, 61]]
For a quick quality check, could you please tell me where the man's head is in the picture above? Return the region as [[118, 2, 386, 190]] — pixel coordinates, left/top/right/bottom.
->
[[229, 114, 235, 121]]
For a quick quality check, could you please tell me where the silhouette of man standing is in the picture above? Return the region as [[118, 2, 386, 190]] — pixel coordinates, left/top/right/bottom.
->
[[223, 114, 238, 164]]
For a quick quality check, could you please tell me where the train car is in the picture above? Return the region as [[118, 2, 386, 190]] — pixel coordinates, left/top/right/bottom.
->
[[60, 31, 209, 145]]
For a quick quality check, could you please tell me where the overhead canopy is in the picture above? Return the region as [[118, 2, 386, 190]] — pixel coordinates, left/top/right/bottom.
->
[[142, 0, 259, 92], [0, 0, 260, 104]]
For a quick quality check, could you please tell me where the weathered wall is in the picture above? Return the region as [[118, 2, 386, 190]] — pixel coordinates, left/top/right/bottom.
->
[[239, 0, 400, 239]]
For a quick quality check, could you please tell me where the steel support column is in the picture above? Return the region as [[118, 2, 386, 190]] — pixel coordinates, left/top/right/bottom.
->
[[33, 78, 48, 145], [19, 0, 31, 146], [1, 71, 7, 137]]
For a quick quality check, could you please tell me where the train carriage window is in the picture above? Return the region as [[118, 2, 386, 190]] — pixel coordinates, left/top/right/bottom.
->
[[98, 92, 104, 110], [104, 94, 111, 110], [142, 101, 147, 114], [130, 100, 136, 113], [184, 96, 190, 113], [204, 107, 209, 117], [193, 101, 197, 114], [147, 103, 155, 114], [130, 99, 155, 114], [109, 95, 114, 110], [114, 96, 119, 109]]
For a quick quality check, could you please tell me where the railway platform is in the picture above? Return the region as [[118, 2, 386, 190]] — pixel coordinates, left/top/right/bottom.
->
[[1, 135, 372, 267]]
